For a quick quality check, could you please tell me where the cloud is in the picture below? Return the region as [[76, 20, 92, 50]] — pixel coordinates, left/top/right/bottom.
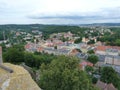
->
[[28, 7, 120, 20], [0, 0, 120, 24]]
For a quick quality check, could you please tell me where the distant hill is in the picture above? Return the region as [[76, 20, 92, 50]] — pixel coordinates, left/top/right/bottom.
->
[[0, 23, 120, 27], [79, 23, 120, 27]]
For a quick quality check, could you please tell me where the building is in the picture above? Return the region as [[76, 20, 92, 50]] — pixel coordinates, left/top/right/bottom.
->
[[24, 43, 37, 52], [82, 37, 89, 43], [69, 49, 80, 56], [105, 55, 120, 66], [43, 48, 70, 55], [95, 46, 120, 56], [96, 80, 117, 90], [37, 47, 44, 52], [79, 61, 93, 70], [97, 55, 106, 66]]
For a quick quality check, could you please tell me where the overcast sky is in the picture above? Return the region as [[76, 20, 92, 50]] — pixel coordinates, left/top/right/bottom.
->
[[0, 0, 120, 24]]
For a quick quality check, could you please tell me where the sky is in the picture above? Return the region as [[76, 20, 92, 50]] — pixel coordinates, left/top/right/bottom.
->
[[0, 0, 120, 24]]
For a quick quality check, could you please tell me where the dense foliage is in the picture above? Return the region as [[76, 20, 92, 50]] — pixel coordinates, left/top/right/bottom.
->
[[24, 52, 56, 68], [87, 50, 95, 54], [0, 24, 88, 40], [3, 47, 24, 63], [98, 27, 120, 46], [39, 56, 98, 90], [3, 46, 56, 68], [74, 38, 82, 44], [100, 67, 120, 90], [87, 54, 98, 65]]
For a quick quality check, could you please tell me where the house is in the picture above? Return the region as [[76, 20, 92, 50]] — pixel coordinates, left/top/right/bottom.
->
[[64, 31, 73, 39], [69, 49, 80, 56], [95, 41, 103, 46], [68, 40, 74, 44], [32, 30, 39, 33], [96, 55, 106, 66], [105, 55, 120, 66], [43, 48, 70, 55], [44, 40, 54, 47], [82, 37, 90, 43], [52, 39, 64, 46], [37, 47, 44, 52], [79, 61, 93, 70], [97, 55, 120, 67], [95, 46, 120, 56], [16, 32, 20, 36], [95, 46, 109, 55], [24, 43, 37, 52], [96, 80, 117, 90]]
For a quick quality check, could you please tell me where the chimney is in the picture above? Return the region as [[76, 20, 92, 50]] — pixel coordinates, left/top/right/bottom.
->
[[0, 46, 13, 73], [0, 46, 3, 63]]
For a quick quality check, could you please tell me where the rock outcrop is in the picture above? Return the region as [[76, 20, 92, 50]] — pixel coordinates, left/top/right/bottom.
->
[[0, 63, 41, 90]]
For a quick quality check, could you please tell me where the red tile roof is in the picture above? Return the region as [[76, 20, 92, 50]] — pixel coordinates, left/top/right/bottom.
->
[[37, 47, 44, 52], [80, 61, 93, 67], [24, 43, 35, 49], [96, 46, 120, 51], [69, 49, 79, 56]]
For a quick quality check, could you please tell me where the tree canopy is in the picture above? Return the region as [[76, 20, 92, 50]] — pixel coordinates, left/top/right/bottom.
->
[[87, 54, 98, 65], [87, 50, 95, 54], [100, 66, 120, 90], [3, 47, 24, 63], [39, 56, 98, 90], [74, 38, 82, 44]]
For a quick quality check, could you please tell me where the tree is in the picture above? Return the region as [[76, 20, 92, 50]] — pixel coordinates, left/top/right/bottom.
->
[[92, 77, 98, 84], [0, 43, 6, 52], [3, 48, 24, 63], [85, 66, 94, 73], [115, 39, 120, 46], [24, 52, 36, 67], [100, 66, 120, 90], [24, 52, 56, 68], [74, 38, 82, 44], [12, 44, 25, 51], [87, 54, 98, 65], [54, 46, 57, 49], [87, 40, 95, 44], [39, 56, 98, 90], [76, 48, 82, 53], [87, 50, 95, 54]]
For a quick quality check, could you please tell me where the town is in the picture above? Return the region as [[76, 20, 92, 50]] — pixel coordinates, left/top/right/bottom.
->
[[0, 0, 120, 89], [0, 24, 120, 90]]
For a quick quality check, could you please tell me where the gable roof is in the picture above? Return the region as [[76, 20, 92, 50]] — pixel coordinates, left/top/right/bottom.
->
[[96, 80, 106, 90], [80, 61, 93, 67], [96, 80, 117, 90], [105, 83, 117, 90]]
